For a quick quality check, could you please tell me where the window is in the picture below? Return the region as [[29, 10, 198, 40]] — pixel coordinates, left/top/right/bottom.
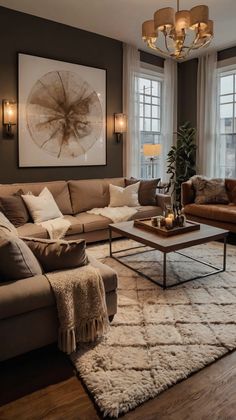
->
[[136, 69, 163, 179], [217, 69, 236, 178]]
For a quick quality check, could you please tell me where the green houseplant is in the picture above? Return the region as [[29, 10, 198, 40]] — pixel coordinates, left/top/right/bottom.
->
[[167, 122, 197, 204]]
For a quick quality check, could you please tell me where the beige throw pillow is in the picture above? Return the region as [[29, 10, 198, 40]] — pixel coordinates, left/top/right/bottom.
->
[[109, 182, 140, 207], [22, 237, 88, 272], [0, 232, 42, 282], [22, 187, 62, 223]]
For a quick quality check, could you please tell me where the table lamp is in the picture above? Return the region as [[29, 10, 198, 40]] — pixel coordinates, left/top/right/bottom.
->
[[143, 143, 162, 178]]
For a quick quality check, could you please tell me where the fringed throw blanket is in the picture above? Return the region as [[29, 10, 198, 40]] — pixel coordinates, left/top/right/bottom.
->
[[38, 217, 71, 239], [46, 265, 109, 354], [87, 206, 137, 223]]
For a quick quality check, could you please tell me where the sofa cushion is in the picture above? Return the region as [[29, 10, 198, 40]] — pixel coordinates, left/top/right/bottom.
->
[[0, 212, 18, 235], [63, 215, 83, 235], [17, 223, 48, 238], [68, 178, 125, 213], [0, 181, 73, 215], [184, 203, 236, 224], [0, 232, 42, 282], [22, 187, 63, 223], [22, 237, 88, 272], [75, 212, 111, 232], [0, 255, 118, 320], [191, 176, 229, 204], [0, 190, 30, 227], [0, 274, 55, 320], [109, 182, 140, 207], [125, 178, 160, 205], [88, 255, 118, 293]]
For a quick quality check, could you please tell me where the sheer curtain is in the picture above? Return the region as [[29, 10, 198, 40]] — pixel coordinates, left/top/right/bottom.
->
[[197, 52, 218, 177], [161, 58, 178, 181], [123, 43, 141, 178]]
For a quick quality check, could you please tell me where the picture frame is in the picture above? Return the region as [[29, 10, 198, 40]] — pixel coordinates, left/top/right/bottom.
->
[[18, 53, 106, 167]]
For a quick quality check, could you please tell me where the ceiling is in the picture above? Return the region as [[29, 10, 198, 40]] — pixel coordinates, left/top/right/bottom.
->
[[1, 0, 236, 59]]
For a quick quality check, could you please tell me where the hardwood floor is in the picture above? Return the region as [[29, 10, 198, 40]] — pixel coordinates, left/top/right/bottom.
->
[[0, 345, 236, 420]]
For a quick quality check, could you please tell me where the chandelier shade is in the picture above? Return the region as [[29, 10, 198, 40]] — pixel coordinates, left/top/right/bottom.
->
[[175, 10, 190, 32], [142, 20, 157, 41], [142, 1, 213, 60], [190, 5, 209, 29], [154, 7, 175, 31]]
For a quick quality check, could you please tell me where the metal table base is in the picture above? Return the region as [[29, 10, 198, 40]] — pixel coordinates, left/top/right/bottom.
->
[[109, 228, 227, 289]]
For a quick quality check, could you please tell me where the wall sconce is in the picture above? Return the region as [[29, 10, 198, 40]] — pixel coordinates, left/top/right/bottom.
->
[[114, 113, 127, 142], [2, 100, 17, 138]]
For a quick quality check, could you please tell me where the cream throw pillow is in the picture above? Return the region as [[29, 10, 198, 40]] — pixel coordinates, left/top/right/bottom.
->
[[109, 182, 140, 207], [22, 187, 63, 223]]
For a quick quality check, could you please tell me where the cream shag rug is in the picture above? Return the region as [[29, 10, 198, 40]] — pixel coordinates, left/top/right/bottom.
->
[[71, 239, 236, 418]]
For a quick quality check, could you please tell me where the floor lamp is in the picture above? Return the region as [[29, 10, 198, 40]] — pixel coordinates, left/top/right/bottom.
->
[[143, 143, 162, 178]]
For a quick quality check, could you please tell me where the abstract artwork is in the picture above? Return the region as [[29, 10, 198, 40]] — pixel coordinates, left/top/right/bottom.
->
[[18, 54, 106, 167]]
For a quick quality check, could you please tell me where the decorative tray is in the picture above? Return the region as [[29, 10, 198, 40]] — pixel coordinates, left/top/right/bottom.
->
[[133, 218, 200, 237]]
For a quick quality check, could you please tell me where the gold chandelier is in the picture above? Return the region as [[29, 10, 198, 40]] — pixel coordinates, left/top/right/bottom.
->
[[142, 1, 213, 60]]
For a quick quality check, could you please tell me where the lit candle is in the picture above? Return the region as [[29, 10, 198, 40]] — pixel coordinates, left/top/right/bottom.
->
[[165, 217, 173, 229]]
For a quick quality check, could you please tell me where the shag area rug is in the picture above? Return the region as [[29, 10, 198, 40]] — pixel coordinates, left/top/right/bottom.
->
[[71, 239, 236, 418]]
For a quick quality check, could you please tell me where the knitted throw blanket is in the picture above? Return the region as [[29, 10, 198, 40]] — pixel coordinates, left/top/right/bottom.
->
[[46, 265, 109, 354]]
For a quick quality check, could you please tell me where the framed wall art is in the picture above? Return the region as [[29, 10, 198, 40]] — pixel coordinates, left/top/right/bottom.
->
[[18, 53, 106, 167]]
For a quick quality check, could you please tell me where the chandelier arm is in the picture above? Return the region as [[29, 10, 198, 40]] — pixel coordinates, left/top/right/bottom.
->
[[147, 40, 176, 58], [143, 3, 213, 60], [164, 31, 171, 53]]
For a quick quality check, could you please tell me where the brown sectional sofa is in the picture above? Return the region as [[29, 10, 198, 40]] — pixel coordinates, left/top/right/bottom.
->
[[182, 178, 236, 233], [0, 178, 169, 242], [0, 177, 169, 361]]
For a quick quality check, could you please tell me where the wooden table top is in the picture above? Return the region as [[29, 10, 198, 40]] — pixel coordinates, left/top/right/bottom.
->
[[109, 221, 228, 253]]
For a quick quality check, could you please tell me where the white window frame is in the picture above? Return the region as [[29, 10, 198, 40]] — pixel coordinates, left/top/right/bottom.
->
[[136, 63, 164, 178], [216, 64, 236, 178]]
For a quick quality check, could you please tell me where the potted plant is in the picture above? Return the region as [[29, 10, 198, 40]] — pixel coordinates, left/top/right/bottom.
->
[[167, 122, 197, 204]]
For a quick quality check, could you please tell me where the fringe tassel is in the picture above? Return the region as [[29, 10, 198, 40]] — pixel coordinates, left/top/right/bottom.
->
[[58, 315, 109, 354]]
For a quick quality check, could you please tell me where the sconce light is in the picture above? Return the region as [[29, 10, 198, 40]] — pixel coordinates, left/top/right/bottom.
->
[[114, 113, 127, 142], [2, 100, 17, 138]]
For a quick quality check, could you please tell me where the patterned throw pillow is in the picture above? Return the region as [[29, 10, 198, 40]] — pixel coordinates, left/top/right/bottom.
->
[[191, 175, 229, 204]]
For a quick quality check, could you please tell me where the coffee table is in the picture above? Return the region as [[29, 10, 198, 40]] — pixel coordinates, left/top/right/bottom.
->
[[108, 221, 228, 289]]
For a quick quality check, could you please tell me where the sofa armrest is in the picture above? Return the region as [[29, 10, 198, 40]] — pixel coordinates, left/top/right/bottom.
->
[[156, 193, 171, 212], [181, 180, 195, 206]]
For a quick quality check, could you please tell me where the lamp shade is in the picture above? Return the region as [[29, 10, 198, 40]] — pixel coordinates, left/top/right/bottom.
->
[[154, 7, 175, 31], [199, 19, 214, 38], [190, 5, 209, 29], [114, 113, 127, 134], [175, 10, 191, 33], [143, 143, 161, 157], [142, 20, 157, 41]]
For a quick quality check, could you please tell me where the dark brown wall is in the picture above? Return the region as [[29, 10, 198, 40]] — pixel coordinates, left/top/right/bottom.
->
[[218, 46, 236, 61], [0, 7, 123, 183], [177, 59, 198, 128], [140, 50, 164, 68], [178, 46, 236, 130]]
